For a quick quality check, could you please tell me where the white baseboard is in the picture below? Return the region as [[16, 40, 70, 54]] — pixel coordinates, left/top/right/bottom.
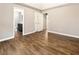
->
[[23, 31, 36, 36], [48, 31, 79, 38], [0, 36, 14, 42]]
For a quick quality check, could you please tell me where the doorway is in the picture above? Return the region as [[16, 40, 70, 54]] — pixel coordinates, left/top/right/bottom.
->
[[13, 7, 24, 37]]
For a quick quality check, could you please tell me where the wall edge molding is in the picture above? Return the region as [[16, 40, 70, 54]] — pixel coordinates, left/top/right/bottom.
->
[[23, 31, 36, 36], [48, 31, 79, 39], [0, 36, 14, 42], [15, 3, 42, 13]]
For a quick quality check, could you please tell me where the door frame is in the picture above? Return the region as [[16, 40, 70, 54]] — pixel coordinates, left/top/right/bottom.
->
[[13, 7, 24, 36]]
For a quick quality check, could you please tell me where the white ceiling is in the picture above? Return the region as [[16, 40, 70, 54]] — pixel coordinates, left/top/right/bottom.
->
[[25, 3, 66, 10]]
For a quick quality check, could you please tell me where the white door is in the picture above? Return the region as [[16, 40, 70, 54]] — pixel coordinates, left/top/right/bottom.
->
[[34, 12, 43, 32]]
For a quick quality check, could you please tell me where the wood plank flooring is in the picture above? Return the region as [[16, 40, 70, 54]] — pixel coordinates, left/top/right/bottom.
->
[[0, 31, 79, 55]]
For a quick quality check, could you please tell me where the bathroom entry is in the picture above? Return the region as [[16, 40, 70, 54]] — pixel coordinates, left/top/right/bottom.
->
[[14, 7, 24, 36]]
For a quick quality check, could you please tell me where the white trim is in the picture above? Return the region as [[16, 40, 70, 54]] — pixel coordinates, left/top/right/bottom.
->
[[42, 4, 69, 12], [22, 8, 24, 35], [0, 36, 14, 42], [15, 3, 42, 13], [23, 31, 36, 36], [48, 31, 79, 38]]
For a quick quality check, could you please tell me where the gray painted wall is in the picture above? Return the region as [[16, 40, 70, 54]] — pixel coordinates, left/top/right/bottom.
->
[[24, 7, 35, 34], [0, 3, 13, 39], [46, 4, 79, 37]]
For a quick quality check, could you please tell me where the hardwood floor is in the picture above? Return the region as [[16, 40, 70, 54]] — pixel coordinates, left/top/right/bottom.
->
[[0, 31, 79, 55], [48, 32, 79, 55]]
